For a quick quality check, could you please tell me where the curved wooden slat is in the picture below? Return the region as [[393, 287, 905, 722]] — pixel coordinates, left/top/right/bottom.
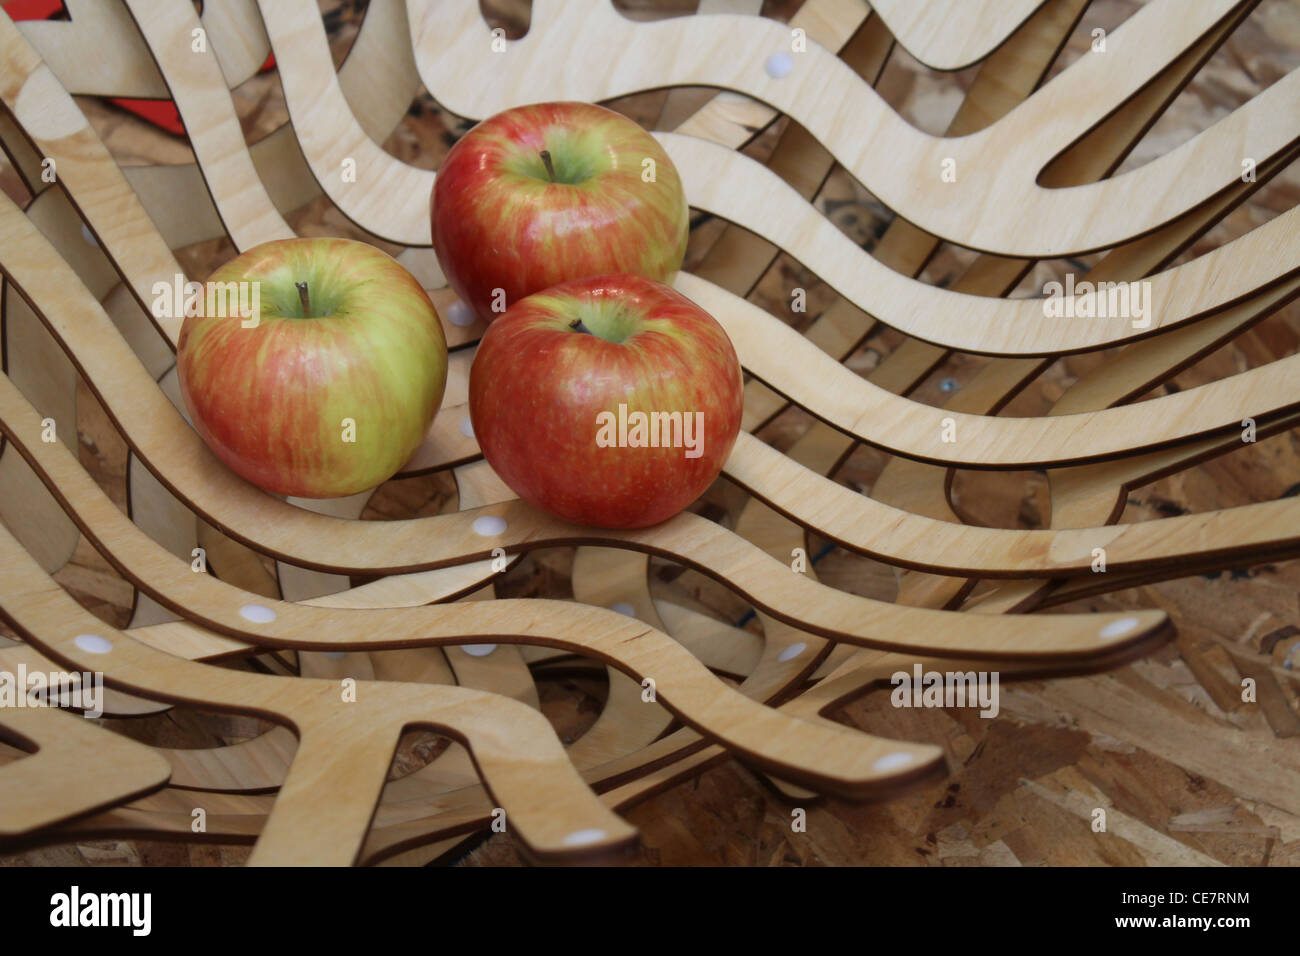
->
[[6, 183, 1298, 592], [0, 703, 172, 835], [868, 0, 1047, 70], [408, 0, 1293, 257], [668, 137, 1300, 357], [255, 0, 432, 246], [13, 0, 270, 98], [122, 0, 294, 250], [0, 355, 1172, 661], [0, 523, 637, 864]]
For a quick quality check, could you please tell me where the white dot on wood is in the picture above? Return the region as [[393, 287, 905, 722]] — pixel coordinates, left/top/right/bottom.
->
[[239, 604, 277, 624], [872, 752, 915, 772], [1098, 616, 1140, 639], [473, 515, 506, 536], [73, 633, 113, 655], [446, 300, 475, 327], [765, 51, 794, 78], [563, 828, 607, 846]]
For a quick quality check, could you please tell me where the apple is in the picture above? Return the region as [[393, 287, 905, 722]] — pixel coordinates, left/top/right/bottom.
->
[[469, 273, 743, 528], [432, 101, 689, 324], [176, 237, 448, 498]]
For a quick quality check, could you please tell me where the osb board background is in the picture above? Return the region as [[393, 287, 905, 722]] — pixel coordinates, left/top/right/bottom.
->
[[1, 0, 1298, 867]]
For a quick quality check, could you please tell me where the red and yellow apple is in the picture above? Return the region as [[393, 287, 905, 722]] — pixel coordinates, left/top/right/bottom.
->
[[177, 238, 448, 498], [432, 101, 689, 324], [469, 273, 743, 528]]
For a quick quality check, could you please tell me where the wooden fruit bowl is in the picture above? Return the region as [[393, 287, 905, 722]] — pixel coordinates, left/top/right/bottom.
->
[[0, 0, 1297, 866]]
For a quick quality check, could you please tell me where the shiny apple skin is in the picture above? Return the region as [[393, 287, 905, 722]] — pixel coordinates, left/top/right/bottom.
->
[[432, 101, 689, 324], [177, 238, 448, 498], [469, 273, 743, 528]]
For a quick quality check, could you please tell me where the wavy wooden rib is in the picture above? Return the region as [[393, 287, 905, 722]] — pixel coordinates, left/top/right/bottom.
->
[[408, 0, 1298, 256]]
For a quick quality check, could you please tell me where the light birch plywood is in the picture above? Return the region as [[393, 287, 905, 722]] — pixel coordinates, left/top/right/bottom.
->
[[15, 0, 269, 99], [0, 0, 1295, 866], [0, 527, 639, 864], [16, 3, 1284, 476], [7, 174, 1299, 586], [407, 0, 1297, 257], [868, 0, 1047, 71]]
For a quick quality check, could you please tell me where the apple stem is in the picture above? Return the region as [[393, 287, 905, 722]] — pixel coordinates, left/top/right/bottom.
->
[[540, 149, 557, 183], [296, 281, 311, 317], [569, 318, 592, 335]]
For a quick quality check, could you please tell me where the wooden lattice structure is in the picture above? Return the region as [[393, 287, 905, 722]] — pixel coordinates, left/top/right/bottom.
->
[[0, 0, 1298, 865]]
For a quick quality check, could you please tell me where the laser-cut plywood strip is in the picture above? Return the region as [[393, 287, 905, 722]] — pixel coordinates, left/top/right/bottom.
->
[[369, 0, 1289, 832], [253, 0, 432, 247], [0, 33, 1154, 790], [745, 0, 1299, 753], [408, 0, 1297, 257], [80, 0, 1290, 375], [0, 371, 1169, 665], [0, 347, 1173, 828], [0, 528, 643, 865], [0, 192, 1206, 628], [0, 0, 1295, 864], [6, 172, 1299, 586], [16, 0, 270, 98], [867, 0, 1047, 71], [680, 0, 1095, 725], [0, 0, 1248, 728], [875, 155, 1300, 606], [123, 0, 424, 254], [665, 137, 1300, 357], [182, 0, 1300, 363], [24, 1, 1287, 476], [121, 0, 294, 251], [0, 702, 173, 836], [549, 8, 903, 769]]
